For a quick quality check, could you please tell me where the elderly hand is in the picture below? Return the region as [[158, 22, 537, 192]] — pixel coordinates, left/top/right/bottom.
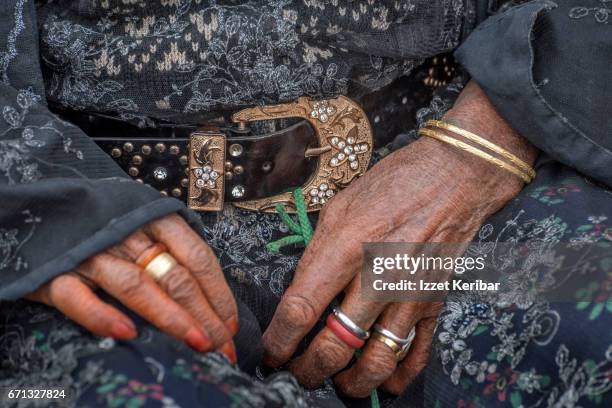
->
[[26, 213, 238, 363], [261, 81, 538, 396]]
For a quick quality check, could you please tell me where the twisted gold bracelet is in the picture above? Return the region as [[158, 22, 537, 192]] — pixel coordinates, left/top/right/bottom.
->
[[418, 128, 533, 183], [425, 120, 536, 179]]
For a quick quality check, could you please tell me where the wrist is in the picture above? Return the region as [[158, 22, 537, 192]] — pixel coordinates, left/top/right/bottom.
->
[[414, 81, 538, 213]]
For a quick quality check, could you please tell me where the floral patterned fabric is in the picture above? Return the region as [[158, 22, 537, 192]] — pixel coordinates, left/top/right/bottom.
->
[[426, 159, 612, 408], [36, 0, 471, 127], [1, 0, 611, 407]]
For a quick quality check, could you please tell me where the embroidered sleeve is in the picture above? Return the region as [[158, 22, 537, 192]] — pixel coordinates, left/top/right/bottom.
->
[[0, 0, 195, 300], [455, 0, 612, 187]]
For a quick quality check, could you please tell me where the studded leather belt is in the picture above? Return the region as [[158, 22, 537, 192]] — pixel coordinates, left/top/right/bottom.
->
[[64, 96, 373, 213]]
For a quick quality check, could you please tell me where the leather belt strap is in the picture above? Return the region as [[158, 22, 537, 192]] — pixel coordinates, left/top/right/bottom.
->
[[71, 96, 373, 213]]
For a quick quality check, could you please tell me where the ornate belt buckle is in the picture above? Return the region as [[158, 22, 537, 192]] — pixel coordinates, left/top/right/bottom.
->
[[188, 96, 373, 213]]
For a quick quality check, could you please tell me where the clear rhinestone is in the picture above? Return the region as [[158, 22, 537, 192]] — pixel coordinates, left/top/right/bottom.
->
[[360, 144, 368, 151], [206, 180, 215, 188], [349, 154, 356, 161], [310, 110, 318, 118], [331, 137, 339, 145], [194, 168, 203, 177], [338, 141, 346, 149], [210, 171, 219, 179], [196, 179, 205, 188], [344, 146, 353, 154], [318, 191, 325, 198], [326, 106, 335, 114], [310, 189, 319, 196], [232, 185, 245, 198], [153, 167, 168, 181], [319, 113, 328, 122], [320, 183, 328, 191], [320, 198, 326, 204], [326, 190, 334, 197], [201, 173, 210, 181], [350, 161, 359, 169], [330, 157, 338, 166], [347, 136, 355, 144], [337, 153, 345, 160], [311, 197, 319, 204]]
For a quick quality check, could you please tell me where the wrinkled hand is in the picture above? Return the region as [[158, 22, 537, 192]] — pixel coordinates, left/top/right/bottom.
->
[[262, 81, 537, 396], [27, 213, 238, 362]]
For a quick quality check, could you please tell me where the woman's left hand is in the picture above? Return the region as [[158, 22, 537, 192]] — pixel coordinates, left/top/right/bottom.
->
[[261, 81, 538, 397]]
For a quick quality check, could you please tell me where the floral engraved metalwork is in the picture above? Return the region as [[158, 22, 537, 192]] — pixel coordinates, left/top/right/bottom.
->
[[328, 128, 369, 170], [230, 96, 373, 213], [188, 132, 226, 211]]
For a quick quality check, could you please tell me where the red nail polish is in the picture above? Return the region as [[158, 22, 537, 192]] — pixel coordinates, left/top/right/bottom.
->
[[185, 328, 210, 352], [219, 341, 237, 364], [111, 321, 137, 339], [262, 354, 276, 367], [224, 316, 239, 336]]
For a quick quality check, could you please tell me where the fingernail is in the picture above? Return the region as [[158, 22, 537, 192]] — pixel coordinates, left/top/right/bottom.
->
[[185, 328, 211, 352], [224, 316, 239, 336], [262, 353, 276, 367], [219, 341, 237, 364], [111, 321, 137, 339]]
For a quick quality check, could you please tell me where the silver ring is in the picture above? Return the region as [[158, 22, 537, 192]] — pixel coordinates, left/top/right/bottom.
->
[[332, 308, 370, 340], [373, 324, 416, 345], [396, 328, 416, 360]]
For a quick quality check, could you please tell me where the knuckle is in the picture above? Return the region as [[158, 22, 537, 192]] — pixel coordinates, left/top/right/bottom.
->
[[78, 256, 104, 278], [384, 377, 408, 395], [363, 345, 396, 381], [312, 334, 352, 373], [48, 275, 74, 302], [187, 245, 218, 276], [161, 267, 197, 300], [277, 294, 318, 331], [115, 269, 144, 297], [205, 321, 230, 346], [155, 310, 181, 334]]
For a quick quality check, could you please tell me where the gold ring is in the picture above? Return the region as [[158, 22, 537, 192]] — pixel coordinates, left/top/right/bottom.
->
[[143, 252, 177, 281], [371, 332, 403, 355]]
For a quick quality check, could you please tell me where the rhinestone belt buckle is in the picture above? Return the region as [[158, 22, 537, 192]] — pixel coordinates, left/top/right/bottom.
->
[[188, 96, 373, 213], [187, 129, 227, 212]]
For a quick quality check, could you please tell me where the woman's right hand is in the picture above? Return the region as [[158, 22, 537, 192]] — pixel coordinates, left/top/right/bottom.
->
[[26, 213, 238, 363]]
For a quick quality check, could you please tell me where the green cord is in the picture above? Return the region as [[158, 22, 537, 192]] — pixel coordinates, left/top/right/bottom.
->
[[266, 187, 314, 253], [267, 188, 380, 408]]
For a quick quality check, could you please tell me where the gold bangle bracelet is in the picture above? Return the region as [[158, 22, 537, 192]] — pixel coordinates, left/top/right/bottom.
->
[[425, 120, 536, 179], [418, 128, 533, 184]]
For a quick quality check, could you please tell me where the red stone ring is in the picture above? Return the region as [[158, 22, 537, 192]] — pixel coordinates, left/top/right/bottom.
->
[[325, 308, 370, 349]]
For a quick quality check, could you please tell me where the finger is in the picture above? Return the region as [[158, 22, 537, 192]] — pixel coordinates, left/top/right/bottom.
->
[[156, 262, 235, 356], [76, 253, 211, 352], [37, 274, 137, 339], [108, 228, 234, 352], [144, 214, 238, 334], [107, 229, 155, 261], [334, 301, 421, 398], [262, 212, 362, 366], [381, 316, 438, 395], [288, 278, 386, 389]]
